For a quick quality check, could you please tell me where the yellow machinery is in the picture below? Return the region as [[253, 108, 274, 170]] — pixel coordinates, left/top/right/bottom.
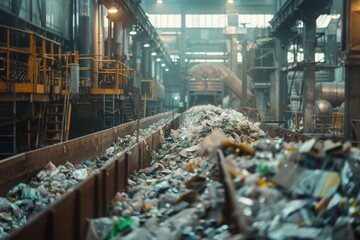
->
[[77, 56, 134, 127], [0, 24, 63, 95], [78, 56, 133, 95], [0, 24, 133, 97], [0, 24, 134, 158]]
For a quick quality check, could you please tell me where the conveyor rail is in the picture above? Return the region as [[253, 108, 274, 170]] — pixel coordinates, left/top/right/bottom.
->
[[1, 113, 307, 239], [2, 112, 182, 240]]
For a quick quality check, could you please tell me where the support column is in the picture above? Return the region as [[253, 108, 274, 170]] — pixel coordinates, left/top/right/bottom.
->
[[160, 65, 164, 83], [143, 48, 150, 79], [98, 4, 106, 58], [151, 56, 156, 79], [123, 28, 130, 62], [230, 35, 238, 75], [241, 40, 247, 108], [107, 20, 112, 60], [179, 5, 186, 107], [276, 40, 288, 123], [92, 0, 99, 88], [326, 19, 339, 81], [114, 21, 123, 61], [302, 13, 317, 133], [155, 61, 161, 82], [134, 40, 142, 90], [343, 0, 360, 142]]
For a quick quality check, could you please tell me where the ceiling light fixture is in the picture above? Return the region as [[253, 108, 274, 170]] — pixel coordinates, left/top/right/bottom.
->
[[129, 26, 137, 36], [108, 6, 118, 13], [161, 63, 166, 67], [157, 0, 163, 3], [227, 0, 234, 3], [165, 68, 169, 72], [331, 10, 340, 19], [156, 58, 161, 62], [143, 42, 150, 48], [151, 52, 157, 56]]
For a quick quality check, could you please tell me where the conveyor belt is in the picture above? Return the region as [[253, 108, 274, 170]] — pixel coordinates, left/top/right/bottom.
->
[[1, 111, 309, 240], [1, 113, 182, 240]]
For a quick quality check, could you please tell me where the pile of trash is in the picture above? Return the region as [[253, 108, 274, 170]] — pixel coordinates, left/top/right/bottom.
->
[[86, 105, 360, 240], [0, 118, 171, 239]]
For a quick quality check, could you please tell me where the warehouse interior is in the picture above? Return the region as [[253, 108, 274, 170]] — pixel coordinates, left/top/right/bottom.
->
[[1, 0, 360, 239]]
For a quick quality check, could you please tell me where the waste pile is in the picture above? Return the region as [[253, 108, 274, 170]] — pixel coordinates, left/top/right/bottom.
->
[[86, 105, 360, 240], [0, 118, 171, 239]]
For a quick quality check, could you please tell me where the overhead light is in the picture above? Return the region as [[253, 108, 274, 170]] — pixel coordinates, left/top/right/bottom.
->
[[227, 0, 234, 3], [331, 10, 340, 19], [157, 0, 163, 3], [165, 68, 169, 72], [143, 42, 150, 48], [108, 7, 118, 13], [161, 63, 166, 67], [156, 58, 161, 62], [129, 26, 137, 36], [151, 52, 157, 56]]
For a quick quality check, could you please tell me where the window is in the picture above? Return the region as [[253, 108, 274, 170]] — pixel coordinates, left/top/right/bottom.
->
[[148, 14, 181, 28], [239, 14, 273, 28], [186, 15, 227, 28], [316, 14, 338, 28]]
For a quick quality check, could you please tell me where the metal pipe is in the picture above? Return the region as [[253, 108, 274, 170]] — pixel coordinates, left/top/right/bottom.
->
[[241, 40, 247, 108], [114, 21, 123, 61], [107, 20, 112, 61], [99, 4, 105, 59], [187, 63, 254, 106], [143, 48, 149, 78], [79, 0, 92, 79], [155, 61, 161, 82], [315, 82, 344, 107], [135, 40, 142, 89], [92, 0, 99, 88]]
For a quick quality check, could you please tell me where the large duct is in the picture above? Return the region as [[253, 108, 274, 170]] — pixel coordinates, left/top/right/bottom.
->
[[315, 99, 333, 116], [187, 63, 254, 106], [315, 82, 344, 107]]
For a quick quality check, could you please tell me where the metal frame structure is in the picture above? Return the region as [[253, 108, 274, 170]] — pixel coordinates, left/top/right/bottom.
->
[[78, 56, 133, 95], [270, 0, 333, 133], [342, 0, 360, 143], [0, 24, 63, 95]]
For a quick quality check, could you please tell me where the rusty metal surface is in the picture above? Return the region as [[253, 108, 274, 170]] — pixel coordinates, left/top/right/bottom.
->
[[51, 192, 77, 240], [3, 112, 314, 240], [116, 155, 127, 192], [102, 160, 116, 216], [7, 210, 51, 240], [152, 130, 160, 152], [5, 114, 180, 240], [0, 112, 173, 198], [259, 122, 311, 142], [0, 153, 28, 196], [142, 135, 152, 169], [75, 175, 97, 240], [127, 144, 140, 175]]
